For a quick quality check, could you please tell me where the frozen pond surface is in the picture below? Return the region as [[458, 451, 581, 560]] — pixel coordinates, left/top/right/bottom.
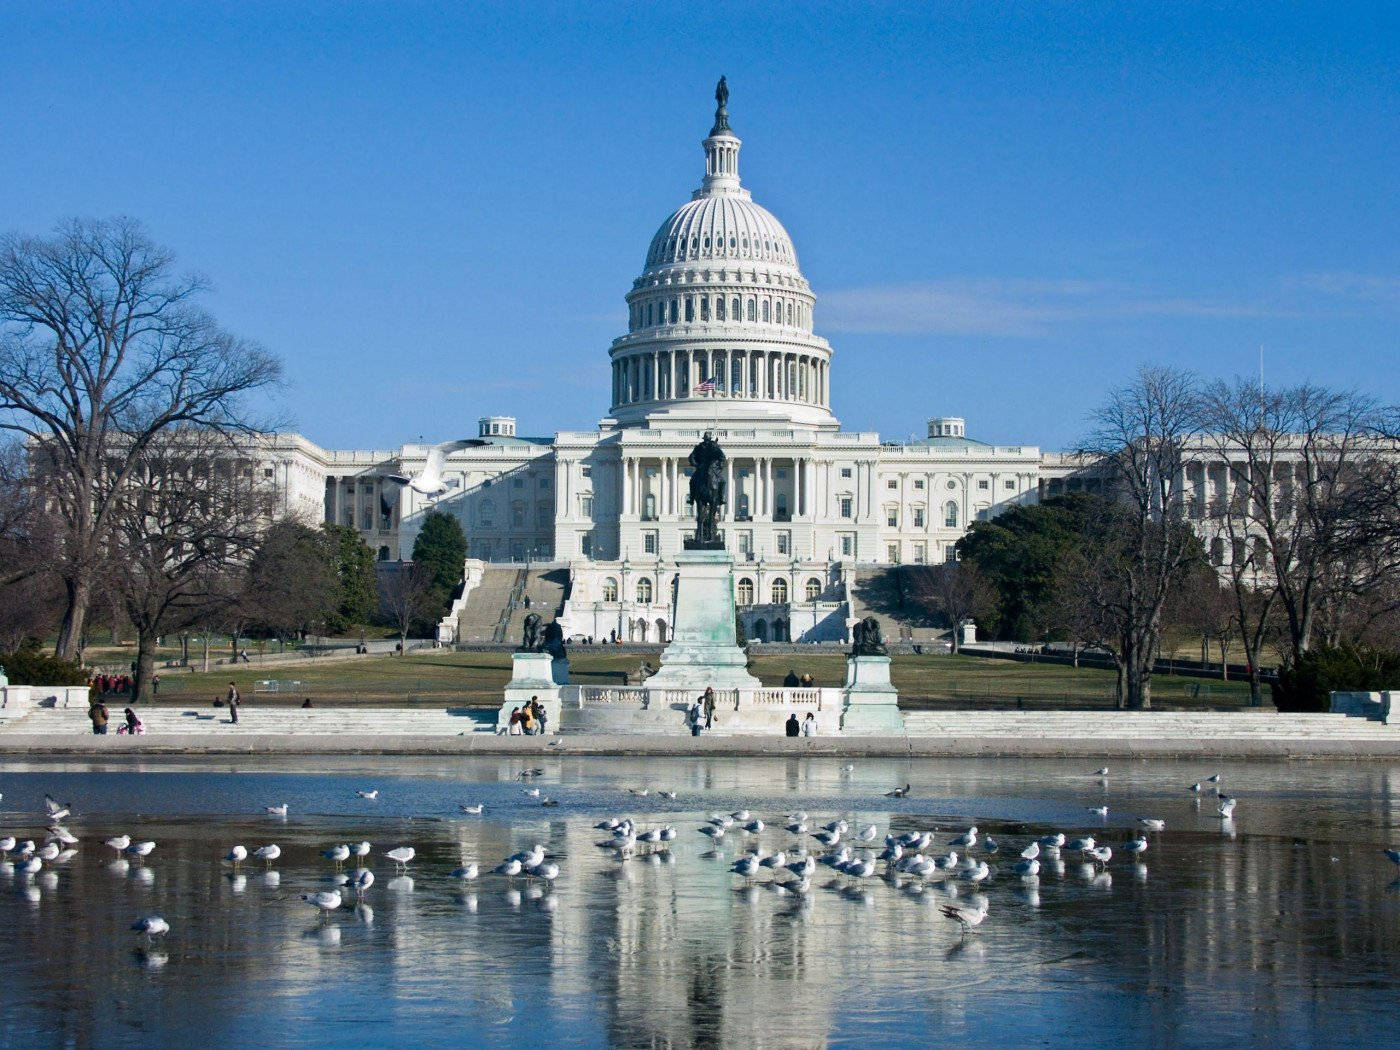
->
[[1, 755, 1398, 1048]]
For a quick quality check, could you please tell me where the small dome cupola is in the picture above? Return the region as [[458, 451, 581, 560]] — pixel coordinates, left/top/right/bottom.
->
[[701, 75, 742, 195]]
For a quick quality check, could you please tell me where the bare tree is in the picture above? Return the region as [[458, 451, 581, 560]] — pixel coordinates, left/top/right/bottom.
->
[[904, 563, 997, 653], [1081, 366, 1202, 709], [1197, 378, 1400, 683], [382, 560, 434, 653], [0, 442, 64, 649], [110, 431, 275, 702], [0, 218, 281, 659]]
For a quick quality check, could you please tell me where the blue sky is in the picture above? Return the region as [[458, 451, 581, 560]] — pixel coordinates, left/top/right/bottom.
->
[[2, 2, 1396, 450]]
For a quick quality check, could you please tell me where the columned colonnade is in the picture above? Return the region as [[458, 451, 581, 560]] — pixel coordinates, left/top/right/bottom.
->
[[611, 347, 829, 408]]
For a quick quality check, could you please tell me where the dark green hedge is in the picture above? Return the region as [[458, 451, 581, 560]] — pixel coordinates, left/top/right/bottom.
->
[[0, 648, 90, 687], [1273, 645, 1400, 712]]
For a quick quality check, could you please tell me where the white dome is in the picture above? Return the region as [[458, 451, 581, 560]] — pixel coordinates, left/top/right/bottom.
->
[[646, 195, 799, 271]]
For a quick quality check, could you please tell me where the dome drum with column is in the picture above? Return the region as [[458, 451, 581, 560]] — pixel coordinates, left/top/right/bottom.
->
[[607, 88, 837, 430]]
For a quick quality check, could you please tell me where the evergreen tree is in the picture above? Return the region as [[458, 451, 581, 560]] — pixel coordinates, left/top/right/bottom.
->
[[411, 512, 467, 623], [322, 524, 378, 633]]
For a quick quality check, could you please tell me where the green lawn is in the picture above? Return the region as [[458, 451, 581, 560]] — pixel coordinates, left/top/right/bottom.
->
[[143, 649, 1254, 710]]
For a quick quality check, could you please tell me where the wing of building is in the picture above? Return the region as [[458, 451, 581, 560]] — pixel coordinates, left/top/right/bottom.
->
[[264, 86, 1102, 644]]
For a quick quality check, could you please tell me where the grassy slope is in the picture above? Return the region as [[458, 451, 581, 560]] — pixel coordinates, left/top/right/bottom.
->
[[142, 650, 1253, 710]]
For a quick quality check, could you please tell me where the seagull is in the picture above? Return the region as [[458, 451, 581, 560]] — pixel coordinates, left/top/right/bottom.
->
[[253, 844, 281, 867], [858, 824, 878, 842], [105, 835, 131, 856], [1091, 768, 1109, 777], [352, 841, 372, 859], [731, 810, 751, 821], [1088, 806, 1109, 818], [383, 439, 479, 496], [885, 784, 911, 798], [1138, 818, 1166, 831], [460, 804, 484, 815], [1189, 782, 1202, 793], [983, 836, 1000, 854], [131, 915, 170, 938], [264, 804, 288, 817], [527, 861, 560, 881], [1207, 773, 1222, 783], [628, 788, 649, 797], [302, 890, 343, 917], [1014, 858, 1041, 877], [43, 794, 69, 817], [743, 819, 764, 834], [960, 860, 991, 882], [1125, 835, 1149, 856], [451, 863, 480, 880], [730, 855, 761, 878], [46, 826, 78, 846], [35, 842, 60, 862], [699, 825, 725, 841], [16, 856, 42, 876], [1067, 837, 1095, 852], [759, 850, 788, 870], [1217, 796, 1237, 818], [940, 901, 989, 936], [841, 764, 855, 772], [518, 768, 545, 779], [812, 829, 841, 848], [357, 790, 378, 800], [1090, 846, 1113, 868], [351, 868, 375, 896], [385, 846, 415, 871], [125, 841, 156, 859], [494, 858, 523, 878], [658, 791, 677, 800], [0, 836, 14, 855], [785, 820, 808, 835], [1020, 841, 1040, 861], [323, 844, 351, 868], [1038, 833, 1066, 849], [524, 788, 541, 798], [949, 826, 978, 850]]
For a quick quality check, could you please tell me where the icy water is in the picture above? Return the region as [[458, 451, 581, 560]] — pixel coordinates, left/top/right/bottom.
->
[[0, 756, 1398, 1049]]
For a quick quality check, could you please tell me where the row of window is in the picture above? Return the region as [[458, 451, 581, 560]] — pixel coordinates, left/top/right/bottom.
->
[[649, 231, 792, 265], [629, 293, 805, 331], [599, 576, 823, 605]]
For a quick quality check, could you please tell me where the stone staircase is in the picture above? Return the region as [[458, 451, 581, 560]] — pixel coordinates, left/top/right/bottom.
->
[[849, 567, 945, 643], [455, 565, 526, 643], [900, 710, 1399, 739], [3, 705, 497, 736]]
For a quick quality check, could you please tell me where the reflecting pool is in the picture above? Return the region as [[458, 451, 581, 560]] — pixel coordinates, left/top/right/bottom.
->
[[1, 756, 1398, 1048]]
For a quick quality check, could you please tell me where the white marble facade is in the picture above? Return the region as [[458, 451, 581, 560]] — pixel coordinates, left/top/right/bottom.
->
[[265, 90, 1060, 638]]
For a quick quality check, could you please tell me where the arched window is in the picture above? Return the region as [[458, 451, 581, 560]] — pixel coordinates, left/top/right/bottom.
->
[[602, 577, 618, 602], [669, 299, 678, 323], [762, 299, 771, 323], [944, 501, 958, 528], [805, 577, 822, 600], [746, 298, 756, 322], [737, 577, 754, 605], [378, 546, 390, 561], [771, 578, 789, 604], [717, 296, 726, 321], [732, 296, 741, 319], [636, 577, 653, 604], [786, 301, 794, 325]]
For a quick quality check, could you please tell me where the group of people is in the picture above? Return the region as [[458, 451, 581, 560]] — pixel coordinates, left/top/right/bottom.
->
[[785, 711, 819, 737], [782, 670, 817, 688], [89, 673, 134, 696], [685, 687, 719, 735], [87, 701, 143, 736], [506, 696, 549, 735]]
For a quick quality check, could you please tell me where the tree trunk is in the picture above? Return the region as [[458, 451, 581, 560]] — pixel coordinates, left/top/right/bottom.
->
[[55, 576, 92, 661], [181, 633, 190, 666], [202, 634, 210, 673], [132, 628, 159, 703], [1248, 668, 1262, 708], [1115, 663, 1127, 710]]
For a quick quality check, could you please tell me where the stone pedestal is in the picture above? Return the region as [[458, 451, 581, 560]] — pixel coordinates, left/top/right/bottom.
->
[[647, 549, 760, 690], [497, 651, 567, 734], [840, 654, 904, 734]]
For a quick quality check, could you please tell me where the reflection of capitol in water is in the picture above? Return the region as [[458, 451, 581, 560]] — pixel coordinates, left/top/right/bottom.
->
[[2, 761, 1399, 1046]]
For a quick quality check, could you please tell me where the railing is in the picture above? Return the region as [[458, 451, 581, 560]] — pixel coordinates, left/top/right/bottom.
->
[[569, 685, 827, 710]]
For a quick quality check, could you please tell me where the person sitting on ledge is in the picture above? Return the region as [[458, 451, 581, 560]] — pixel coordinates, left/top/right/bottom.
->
[[785, 712, 800, 737], [301, 697, 314, 709], [799, 673, 814, 688], [783, 669, 800, 687]]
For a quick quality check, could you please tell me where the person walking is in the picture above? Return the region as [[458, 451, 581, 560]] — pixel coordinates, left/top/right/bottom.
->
[[802, 712, 818, 737], [702, 686, 716, 729], [508, 707, 523, 735], [687, 697, 704, 737], [226, 681, 240, 724], [520, 703, 536, 736], [784, 712, 800, 737], [89, 700, 109, 735], [532, 697, 549, 736]]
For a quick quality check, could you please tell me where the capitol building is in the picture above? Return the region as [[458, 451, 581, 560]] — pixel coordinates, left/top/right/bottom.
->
[[267, 85, 1090, 643]]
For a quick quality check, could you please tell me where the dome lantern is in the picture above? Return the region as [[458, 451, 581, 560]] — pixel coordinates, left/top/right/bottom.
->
[[701, 75, 742, 196]]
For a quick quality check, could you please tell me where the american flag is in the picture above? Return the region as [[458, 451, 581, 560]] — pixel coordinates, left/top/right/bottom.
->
[[695, 377, 717, 393]]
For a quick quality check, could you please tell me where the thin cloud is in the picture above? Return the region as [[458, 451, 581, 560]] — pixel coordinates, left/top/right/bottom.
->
[[819, 278, 1277, 336], [1289, 272, 1400, 307]]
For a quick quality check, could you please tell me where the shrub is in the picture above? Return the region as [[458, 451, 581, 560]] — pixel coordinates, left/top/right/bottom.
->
[[1273, 645, 1400, 712], [0, 646, 90, 687]]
